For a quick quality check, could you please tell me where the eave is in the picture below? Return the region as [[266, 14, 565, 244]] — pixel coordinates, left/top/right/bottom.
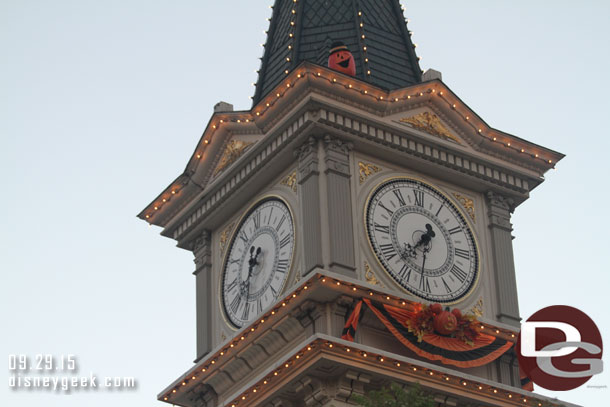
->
[[158, 271, 577, 407], [138, 62, 564, 242]]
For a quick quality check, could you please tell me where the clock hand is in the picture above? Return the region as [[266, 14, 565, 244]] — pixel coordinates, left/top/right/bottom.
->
[[404, 223, 437, 259], [419, 250, 427, 289]]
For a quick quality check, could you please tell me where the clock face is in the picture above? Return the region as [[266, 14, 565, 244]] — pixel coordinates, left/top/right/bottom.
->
[[221, 197, 295, 328], [365, 178, 479, 303]]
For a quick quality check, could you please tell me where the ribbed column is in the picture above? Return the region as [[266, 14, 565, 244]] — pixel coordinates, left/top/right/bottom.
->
[[323, 135, 355, 275], [192, 230, 212, 360], [487, 191, 521, 327], [296, 137, 323, 273]]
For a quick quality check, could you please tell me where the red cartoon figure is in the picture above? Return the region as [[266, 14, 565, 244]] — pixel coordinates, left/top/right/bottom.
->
[[328, 41, 356, 77]]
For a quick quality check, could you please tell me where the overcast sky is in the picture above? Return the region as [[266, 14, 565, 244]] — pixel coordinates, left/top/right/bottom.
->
[[1, 1, 608, 406]]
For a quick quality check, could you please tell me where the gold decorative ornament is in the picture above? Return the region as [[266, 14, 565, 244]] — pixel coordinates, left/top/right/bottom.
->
[[358, 161, 381, 184], [219, 222, 236, 255], [453, 193, 476, 223], [213, 139, 255, 177], [470, 298, 484, 317], [220, 332, 227, 341], [399, 111, 461, 145], [294, 269, 302, 285], [280, 171, 298, 193], [364, 262, 382, 286]]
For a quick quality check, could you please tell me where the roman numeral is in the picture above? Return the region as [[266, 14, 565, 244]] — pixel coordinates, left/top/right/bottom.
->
[[277, 259, 289, 274], [435, 205, 443, 217], [253, 211, 261, 229], [241, 301, 250, 321], [378, 202, 394, 216], [279, 235, 291, 249], [270, 286, 278, 298], [397, 264, 412, 282], [374, 223, 390, 234], [276, 214, 286, 231], [448, 226, 462, 235], [454, 248, 470, 260], [441, 277, 452, 293], [379, 244, 397, 261], [393, 189, 406, 207], [226, 277, 238, 292], [413, 190, 425, 207], [239, 231, 249, 244], [420, 276, 431, 293], [230, 294, 242, 313], [450, 264, 468, 283]]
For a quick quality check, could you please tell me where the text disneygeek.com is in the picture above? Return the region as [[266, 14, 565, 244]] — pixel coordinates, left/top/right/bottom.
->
[[8, 354, 137, 393]]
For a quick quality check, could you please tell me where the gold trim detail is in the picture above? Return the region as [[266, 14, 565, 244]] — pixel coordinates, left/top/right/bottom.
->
[[453, 193, 476, 223], [280, 171, 297, 193], [399, 112, 461, 145], [219, 222, 236, 255], [359, 161, 381, 184], [470, 298, 484, 317], [364, 262, 382, 287], [220, 332, 227, 341], [294, 269, 302, 285], [213, 139, 255, 177]]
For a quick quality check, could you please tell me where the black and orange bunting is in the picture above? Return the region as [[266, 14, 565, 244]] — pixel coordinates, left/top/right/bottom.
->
[[341, 299, 514, 369]]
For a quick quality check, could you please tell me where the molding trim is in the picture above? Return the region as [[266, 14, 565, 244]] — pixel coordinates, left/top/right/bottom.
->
[[213, 139, 256, 177], [280, 171, 298, 193], [364, 262, 382, 287], [453, 192, 476, 223], [399, 111, 461, 145], [470, 297, 484, 317], [171, 104, 538, 243], [219, 222, 235, 256], [358, 161, 382, 185]]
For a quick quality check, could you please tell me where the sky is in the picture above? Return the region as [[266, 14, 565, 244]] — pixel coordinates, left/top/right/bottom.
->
[[1, 1, 609, 406]]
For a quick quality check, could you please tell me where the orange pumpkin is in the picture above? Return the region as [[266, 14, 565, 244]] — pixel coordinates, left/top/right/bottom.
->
[[451, 308, 462, 319], [328, 41, 356, 77], [433, 310, 458, 335]]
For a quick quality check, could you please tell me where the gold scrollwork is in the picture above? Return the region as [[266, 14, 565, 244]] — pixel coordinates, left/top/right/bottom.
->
[[400, 112, 461, 145], [453, 193, 476, 223], [280, 171, 297, 193], [470, 298, 484, 317], [364, 262, 382, 287], [219, 222, 235, 255], [213, 139, 255, 177], [359, 161, 381, 184]]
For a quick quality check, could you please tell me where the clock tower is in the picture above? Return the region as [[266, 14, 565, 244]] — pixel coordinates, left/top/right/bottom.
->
[[139, 1, 577, 406]]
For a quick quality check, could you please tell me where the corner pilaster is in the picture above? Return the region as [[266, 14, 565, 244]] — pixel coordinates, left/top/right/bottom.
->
[[192, 230, 213, 360], [486, 191, 521, 327], [296, 138, 323, 274], [323, 135, 356, 275]]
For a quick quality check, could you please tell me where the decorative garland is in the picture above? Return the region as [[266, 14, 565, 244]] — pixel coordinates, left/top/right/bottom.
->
[[342, 298, 514, 369], [406, 303, 480, 346]]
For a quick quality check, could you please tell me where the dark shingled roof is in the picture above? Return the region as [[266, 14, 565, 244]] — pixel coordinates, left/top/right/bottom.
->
[[253, 0, 422, 105]]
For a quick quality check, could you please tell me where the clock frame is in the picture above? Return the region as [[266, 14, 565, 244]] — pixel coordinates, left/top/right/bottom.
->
[[220, 195, 296, 328], [364, 176, 480, 304]]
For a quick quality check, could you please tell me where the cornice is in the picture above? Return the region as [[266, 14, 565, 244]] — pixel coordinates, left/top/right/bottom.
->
[[140, 63, 564, 245], [157, 271, 574, 407]]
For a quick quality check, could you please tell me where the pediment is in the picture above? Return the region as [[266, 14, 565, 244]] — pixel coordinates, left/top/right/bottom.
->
[[390, 109, 464, 146], [211, 137, 257, 180]]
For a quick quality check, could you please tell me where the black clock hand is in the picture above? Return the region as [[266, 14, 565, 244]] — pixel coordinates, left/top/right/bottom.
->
[[419, 251, 427, 289]]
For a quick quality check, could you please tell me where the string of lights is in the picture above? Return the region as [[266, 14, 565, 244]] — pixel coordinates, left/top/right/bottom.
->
[[160, 273, 527, 405], [143, 66, 557, 222]]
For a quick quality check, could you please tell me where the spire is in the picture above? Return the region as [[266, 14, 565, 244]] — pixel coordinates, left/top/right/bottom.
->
[[253, 0, 422, 105]]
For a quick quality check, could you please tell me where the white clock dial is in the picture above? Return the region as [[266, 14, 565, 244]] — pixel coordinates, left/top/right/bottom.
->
[[222, 197, 295, 328], [365, 178, 479, 302]]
